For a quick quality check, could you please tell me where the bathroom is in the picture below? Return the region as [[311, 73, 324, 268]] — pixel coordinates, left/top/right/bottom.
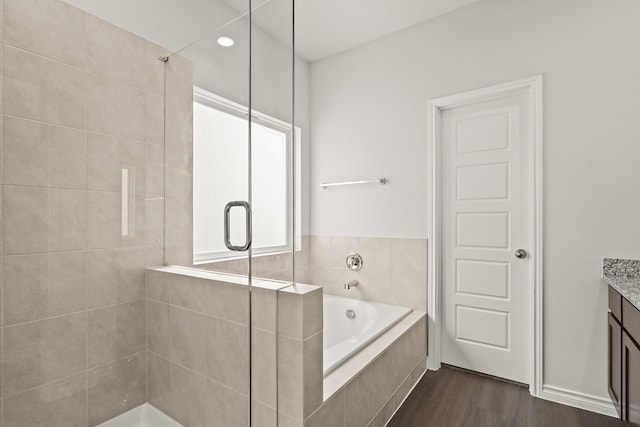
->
[[1, 0, 639, 426]]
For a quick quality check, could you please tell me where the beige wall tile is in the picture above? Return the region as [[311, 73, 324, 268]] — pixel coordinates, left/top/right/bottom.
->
[[206, 316, 249, 394], [252, 287, 277, 332], [309, 235, 331, 268], [345, 364, 374, 427], [168, 363, 206, 427], [146, 269, 171, 303], [252, 401, 276, 427], [3, 312, 86, 396], [3, 0, 85, 67], [86, 248, 146, 309], [3, 185, 49, 254], [204, 281, 249, 324], [3, 116, 48, 186], [4, 46, 85, 128], [145, 198, 164, 248], [122, 194, 147, 248], [86, 15, 146, 87], [251, 329, 276, 408], [49, 125, 86, 189], [277, 335, 303, 419], [121, 141, 147, 196], [87, 191, 120, 249], [277, 291, 302, 339], [206, 378, 249, 427], [388, 272, 427, 313], [86, 73, 145, 140], [145, 143, 164, 197], [171, 306, 205, 373], [303, 332, 323, 418], [171, 274, 205, 312], [146, 91, 165, 146], [165, 53, 193, 152], [390, 238, 427, 276], [164, 168, 193, 266], [358, 237, 391, 273], [145, 42, 169, 95], [370, 351, 397, 412], [50, 188, 87, 251], [3, 373, 87, 427], [398, 316, 427, 373], [279, 412, 304, 427], [304, 389, 344, 427], [87, 300, 146, 368], [87, 133, 146, 194], [303, 290, 323, 339], [147, 300, 170, 358], [87, 352, 146, 425], [329, 236, 360, 269], [353, 267, 391, 304], [86, 133, 122, 192], [3, 252, 85, 325], [147, 351, 171, 413]]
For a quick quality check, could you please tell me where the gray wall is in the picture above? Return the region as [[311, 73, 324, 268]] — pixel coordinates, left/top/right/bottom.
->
[[309, 0, 640, 407]]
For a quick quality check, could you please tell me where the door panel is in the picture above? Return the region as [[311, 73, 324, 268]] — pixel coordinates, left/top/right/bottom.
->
[[442, 94, 530, 383], [456, 259, 509, 298], [457, 163, 509, 200], [456, 306, 509, 348], [456, 212, 510, 248]]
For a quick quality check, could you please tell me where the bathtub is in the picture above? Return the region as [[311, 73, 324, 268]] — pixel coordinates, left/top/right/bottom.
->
[[323, 294, 412, 376]]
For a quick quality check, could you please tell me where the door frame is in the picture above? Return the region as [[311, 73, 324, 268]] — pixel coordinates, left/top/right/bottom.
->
[[426, 75, 543, 396]]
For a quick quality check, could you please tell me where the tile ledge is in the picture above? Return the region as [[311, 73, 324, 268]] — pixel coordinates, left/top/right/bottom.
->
[[146, 265, 298, 291]]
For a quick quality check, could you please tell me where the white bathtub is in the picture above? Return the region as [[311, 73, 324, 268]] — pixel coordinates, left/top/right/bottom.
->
[[323, 294, 412, 376]]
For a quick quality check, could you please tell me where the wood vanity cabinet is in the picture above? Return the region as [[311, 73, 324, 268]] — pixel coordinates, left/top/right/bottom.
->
[[609, 286, 640, 425]]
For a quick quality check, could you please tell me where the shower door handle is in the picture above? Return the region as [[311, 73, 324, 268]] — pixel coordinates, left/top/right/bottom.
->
[[223, 201, 252, 251]]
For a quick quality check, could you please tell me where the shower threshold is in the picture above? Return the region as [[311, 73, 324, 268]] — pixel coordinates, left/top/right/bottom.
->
[[97, 403, 183, 427]]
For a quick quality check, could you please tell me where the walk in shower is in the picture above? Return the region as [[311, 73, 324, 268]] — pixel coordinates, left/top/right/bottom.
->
[[0, 0, 297, 425], [1, 0, 429, 426]]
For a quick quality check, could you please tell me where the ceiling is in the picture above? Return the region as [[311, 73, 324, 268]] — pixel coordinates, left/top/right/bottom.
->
[[295, 0, 481, 61], [63, 0, 481, 62]]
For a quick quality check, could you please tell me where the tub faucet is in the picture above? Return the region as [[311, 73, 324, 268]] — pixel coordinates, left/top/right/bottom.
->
[[344, 280, 359, 290]]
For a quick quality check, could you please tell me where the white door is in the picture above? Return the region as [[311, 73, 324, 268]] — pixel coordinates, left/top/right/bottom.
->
[[441, 92, 530, 383]]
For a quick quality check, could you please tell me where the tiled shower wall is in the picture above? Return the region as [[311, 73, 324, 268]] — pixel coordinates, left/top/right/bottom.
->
[[0, 0, 174, 424], [145, 268, 324, 427], [306, 236, 427, 312]]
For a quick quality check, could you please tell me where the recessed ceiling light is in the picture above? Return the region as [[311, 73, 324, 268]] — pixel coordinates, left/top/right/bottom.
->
[[217, 36, 234, 47]]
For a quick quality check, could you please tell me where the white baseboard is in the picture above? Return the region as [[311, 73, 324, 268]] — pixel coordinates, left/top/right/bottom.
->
[[540, 384, 619, 418]]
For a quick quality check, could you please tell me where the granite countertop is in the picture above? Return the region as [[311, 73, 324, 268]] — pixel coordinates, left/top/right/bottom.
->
[[603, 258, 640, 311]]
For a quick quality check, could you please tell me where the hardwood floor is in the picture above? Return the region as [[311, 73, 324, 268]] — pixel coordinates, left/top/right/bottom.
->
[[388, 366, 625, 427]]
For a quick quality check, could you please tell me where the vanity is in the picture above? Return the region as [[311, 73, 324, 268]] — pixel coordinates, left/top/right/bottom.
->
[[604, 258, 640, 424]]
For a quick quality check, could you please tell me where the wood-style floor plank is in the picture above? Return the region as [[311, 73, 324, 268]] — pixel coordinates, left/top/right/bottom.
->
[[388, 366, 625, 427]]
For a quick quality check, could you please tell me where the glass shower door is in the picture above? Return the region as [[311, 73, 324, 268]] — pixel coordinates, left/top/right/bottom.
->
[[160, 2, 255, 426], [160, 0, 295, 425]]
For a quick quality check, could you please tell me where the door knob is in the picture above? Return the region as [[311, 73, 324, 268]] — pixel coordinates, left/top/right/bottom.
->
[[515, 249, 527, 259]]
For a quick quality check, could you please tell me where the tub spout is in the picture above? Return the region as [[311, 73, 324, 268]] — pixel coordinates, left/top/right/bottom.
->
[[344, 280, 359, 290]]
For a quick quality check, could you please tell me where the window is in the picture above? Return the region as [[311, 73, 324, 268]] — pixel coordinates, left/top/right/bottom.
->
[[193, 88, 300, 263]]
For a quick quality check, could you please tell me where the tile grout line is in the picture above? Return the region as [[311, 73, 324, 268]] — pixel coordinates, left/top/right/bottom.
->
[[2, 349, 148, 401], [0, 26, 4, 415], [2, 43, 164, 96], [83, 11, 89, 426]]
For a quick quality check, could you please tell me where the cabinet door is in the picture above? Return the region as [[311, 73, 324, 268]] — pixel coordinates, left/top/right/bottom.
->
[[623, 331, 640, 424], [609, 312, 622, 416]]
